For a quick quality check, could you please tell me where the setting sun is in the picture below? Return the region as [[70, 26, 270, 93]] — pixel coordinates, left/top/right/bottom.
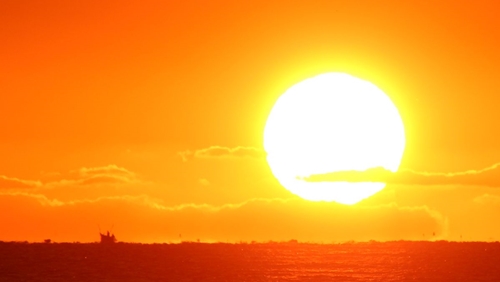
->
[[264, 73, 406, 204], [3, 1, 500, 280]]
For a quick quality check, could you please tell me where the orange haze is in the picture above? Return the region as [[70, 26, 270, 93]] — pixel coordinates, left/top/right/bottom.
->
[[1, 0, 500, 242]]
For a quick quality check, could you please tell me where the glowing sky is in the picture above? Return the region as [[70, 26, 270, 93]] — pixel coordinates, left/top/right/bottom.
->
[[1, 0, 500, 242]]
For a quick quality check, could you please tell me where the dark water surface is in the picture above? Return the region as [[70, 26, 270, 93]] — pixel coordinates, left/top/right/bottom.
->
[[1, 241, 499, 281]]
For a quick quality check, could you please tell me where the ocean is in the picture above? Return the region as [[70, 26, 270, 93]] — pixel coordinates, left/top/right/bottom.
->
[[1, 241, 499, 281]]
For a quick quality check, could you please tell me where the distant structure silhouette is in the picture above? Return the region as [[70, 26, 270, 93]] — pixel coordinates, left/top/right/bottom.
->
[[100, 231, 117, 244]]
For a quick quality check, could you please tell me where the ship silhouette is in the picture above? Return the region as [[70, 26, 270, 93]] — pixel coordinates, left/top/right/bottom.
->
[[100, 231, 117, 244]]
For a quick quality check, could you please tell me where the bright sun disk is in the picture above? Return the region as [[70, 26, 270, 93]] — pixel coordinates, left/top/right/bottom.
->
[[264, 73, 405, 204]]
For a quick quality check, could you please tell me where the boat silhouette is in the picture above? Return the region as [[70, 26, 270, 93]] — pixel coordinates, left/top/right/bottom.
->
[[100, 231, 117, 244]]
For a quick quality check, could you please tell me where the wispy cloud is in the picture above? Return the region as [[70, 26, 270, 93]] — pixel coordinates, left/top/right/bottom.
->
[[0, 165, 142, 191], [178, 146, 264, 161], [0, 175, 42, 189], [77, 165, 135, 178], [62, 165, 139, 186], [0, 191, 65, 206], [304, 163, 500, 187]]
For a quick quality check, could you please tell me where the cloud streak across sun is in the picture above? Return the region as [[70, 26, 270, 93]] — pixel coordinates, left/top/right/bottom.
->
[[304, 163, 500, 188]]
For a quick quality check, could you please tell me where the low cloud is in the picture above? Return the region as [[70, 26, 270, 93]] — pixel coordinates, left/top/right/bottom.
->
[[304, 163, 500, 188], [0, 193, 444, 243], [179, 146, 264, 162], [0, 175, 42, 189], [66, 165, 139, 186], [77, 165, 135, 178], [0, 165, 141, 191], [1, 192, 64, 206]]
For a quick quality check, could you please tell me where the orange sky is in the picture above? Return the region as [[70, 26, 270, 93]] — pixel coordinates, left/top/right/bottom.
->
[[1, 0, 500, 243]]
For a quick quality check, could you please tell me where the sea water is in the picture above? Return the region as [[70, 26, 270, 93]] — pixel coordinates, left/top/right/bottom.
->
[[0, 241, 499, 281]]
